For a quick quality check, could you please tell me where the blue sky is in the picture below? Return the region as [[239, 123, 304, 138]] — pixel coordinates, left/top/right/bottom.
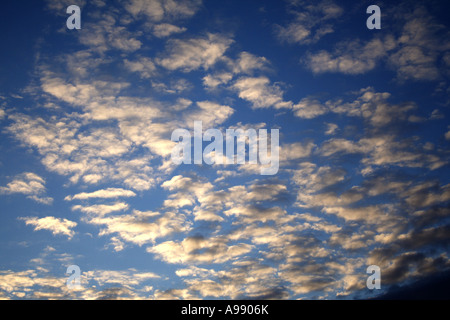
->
[[0, 0, 449, 300]]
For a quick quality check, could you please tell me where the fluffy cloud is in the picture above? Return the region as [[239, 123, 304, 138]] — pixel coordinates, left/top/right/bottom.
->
[[293, 97, 328, 119], [89, 210, 191, 247], [157, 33, 233, 72], [79, 16, 142, 53], [0, 266, 160, 300], [148, 236, 253, 264], [20, 217, 77, 239], [304, 6, 450, 80], [0, 173, 53, 205], [305, 37, 396, 75], [232, 76, 292, 109], [124, 57, 156, 79], [388, 7, 450, 81], [178, 262, 285, 299]]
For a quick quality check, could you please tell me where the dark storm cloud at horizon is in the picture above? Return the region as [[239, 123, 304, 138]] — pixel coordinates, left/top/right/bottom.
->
[[0, 0, 449, 300]]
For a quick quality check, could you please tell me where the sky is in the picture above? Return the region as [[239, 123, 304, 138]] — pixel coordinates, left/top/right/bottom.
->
[[0, 0, 449, 300]]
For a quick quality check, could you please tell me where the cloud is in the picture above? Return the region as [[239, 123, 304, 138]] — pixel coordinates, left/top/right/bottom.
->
[[0, 266, 160, 300], [178, 262, 286, 299], [72, 202, 129, 216], [387, 7, 450, 81], [320, 135, 446, 170], [125, 0, 202, 22], [148, 235, 253, 264], [276, 0, 343, 45], [65, 188, 136, 201], [0, 173, 53, 205], [152, 288, 197, 300], [156, 33, 233, 72], [84, 269, 160, 287], [232, 76, 292, 109], [202, 72, 233, 89], [305, 37, 396, 75], [306, 87, 448, 172], [0, 269, 65, 298], [88, 210, 191, 247], [402, 182, 450, 208], [7, 108, 161, 190], [183, 101, 234, 128], [20, 217, 77, 239], [368, 251, 450, 286], [124, 57, 156, 79], [293, 163, 346, 193], [161, 175, 290, 223], [293, 97, 328, 119], [325, 123, 338, 135], [79, 16, 143, 53], [304, 5, 450, 80], [202, 52, 269, 89], [224, 205, 286, 223], [45, 0, 87, 13], [230, 52, 270, 75], [323, 205, 396, 225], [152, 23, 187, 38]]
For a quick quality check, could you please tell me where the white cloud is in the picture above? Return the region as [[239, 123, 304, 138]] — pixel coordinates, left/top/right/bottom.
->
[[72, 202, 129, 216], [233, 76, 292, 109], [0, 172, 53, 205], [65, 188, 136, 201], [230, 52, 270, 74], [202, 72, 233, 89], [152, 78, 193, 94], [183, 101, 234, 128], [152, 23, 187, 38], [305, 37, 396, 75], [293, 97, 328, 118], [124, 57, 156, 79], [148, 236, 253, 264], [325, 123, 338, 135], [20, 217, 77, 239], [224, 206, 286, 223], [387, 8, 450, 81], [304, 6, 450, 80], [157, 33, 233, 72], [7, 106, 162, 190], [280, 142, 315, 162], [84, 269, 159, 287], [79, 16, 142, 53], [89, 210, 191, 246]]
